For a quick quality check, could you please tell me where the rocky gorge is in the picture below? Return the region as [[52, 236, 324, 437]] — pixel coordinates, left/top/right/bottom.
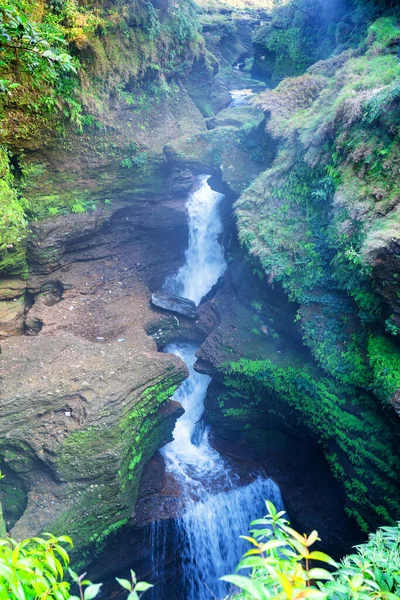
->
[[1, 0, 400, 598]]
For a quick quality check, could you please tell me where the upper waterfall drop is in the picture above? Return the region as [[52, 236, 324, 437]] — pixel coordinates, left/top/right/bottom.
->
[[175, 175, 226, 306]]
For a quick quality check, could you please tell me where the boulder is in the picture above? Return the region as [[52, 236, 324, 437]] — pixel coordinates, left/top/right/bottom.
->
[[151, 292, 197, 320], [0, 297, 25, 337]]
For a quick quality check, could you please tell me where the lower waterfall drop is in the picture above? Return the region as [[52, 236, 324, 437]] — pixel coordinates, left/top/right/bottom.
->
[[156, 175, 283, 599]]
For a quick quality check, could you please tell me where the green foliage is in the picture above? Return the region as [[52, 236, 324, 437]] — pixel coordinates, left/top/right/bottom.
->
[[222, 357, 400, 528], [0, 532, 73, 599], [237, 14, 400, 407], [368, 335, 400, 403], [0, 148, 28, 274], [167, 0, 201, 44], [0, 0, 75, 94], [223, 501, 400, 599], [261, 25, 313, 78], [71, 202, 85, 214], [252, 0, 358, 81], [144, 0, 161, 41], [120, 153, 148, 169], [363, 78, 400, 124], [0, 0, 207, 275], [0, 531, 152, 600]]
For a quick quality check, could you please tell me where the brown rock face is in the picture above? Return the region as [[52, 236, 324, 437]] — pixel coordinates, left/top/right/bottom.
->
[[0, 190, 193, 560], [0, 277, 26, 337]]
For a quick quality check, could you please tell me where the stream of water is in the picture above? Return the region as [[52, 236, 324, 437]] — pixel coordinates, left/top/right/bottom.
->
[[154, 174, 283, 599]]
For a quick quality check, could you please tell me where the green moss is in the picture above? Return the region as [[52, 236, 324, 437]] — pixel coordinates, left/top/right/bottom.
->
[[46, 365, 183, 562], [222, 357, 400, 530], [0, 150, 28, 275], [89, 517, 129, 546], [368, 335, 400, 403], [237, 15, 400, 398]]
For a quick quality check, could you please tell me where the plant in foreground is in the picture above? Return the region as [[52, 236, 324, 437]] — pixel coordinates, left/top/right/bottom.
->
[[0, 533, 152, 600], [222, 501, 400, 599]]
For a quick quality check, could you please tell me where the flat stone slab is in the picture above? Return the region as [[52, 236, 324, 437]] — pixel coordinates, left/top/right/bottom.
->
[[151, 292, 197, 319]]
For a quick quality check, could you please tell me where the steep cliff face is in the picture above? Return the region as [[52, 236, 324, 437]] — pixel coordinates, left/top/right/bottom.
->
[[207, 6, 400, 532], [0, 0, 269, 564], [0, 200, 193, 562]]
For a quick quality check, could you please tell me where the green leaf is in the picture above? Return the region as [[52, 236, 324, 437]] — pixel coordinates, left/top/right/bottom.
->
[[84, 583, 102, 599], [68, 568, 79, 582], [351, 573, 364, 589], [259, 539, 286, 552], [237, 556, 269, 570], [265, 501, 277, 517], [240, 535, 259, 547], [307, 551, 338, 567], [135, 582, 153, 592], [116, 577, 132, 591], [307, 568, 333, 581], [221, 575, 266, 600], [45, 551, 58, 575], [275, 570, 293, 598]]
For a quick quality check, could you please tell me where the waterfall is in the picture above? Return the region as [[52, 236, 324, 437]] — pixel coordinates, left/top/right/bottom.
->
[[174, 175, 226, 306], [154, 175, 283, 599], [176, 479, 282, 600], [229, 89, 254, 108]]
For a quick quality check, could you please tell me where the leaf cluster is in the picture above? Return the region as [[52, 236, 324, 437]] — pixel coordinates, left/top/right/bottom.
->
[[0, 1, 75, 94], [223, 501, 400, 599], [0, 532, 152, 600]]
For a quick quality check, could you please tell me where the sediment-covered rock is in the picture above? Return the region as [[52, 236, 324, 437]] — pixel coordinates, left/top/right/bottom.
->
[[0, 185, 193, 560], [151, 292, 198, 320]]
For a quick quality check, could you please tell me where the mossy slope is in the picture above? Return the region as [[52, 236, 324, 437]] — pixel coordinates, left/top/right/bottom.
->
[[222, 13, 400, 531]]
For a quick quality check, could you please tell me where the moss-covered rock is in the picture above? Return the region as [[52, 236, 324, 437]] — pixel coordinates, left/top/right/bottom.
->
[[164, 103, 275, 194], [0, 332, 186, 562], [237, 16, 400, 390], [0, 0, 207, 275], [224, 14, 400, 529]]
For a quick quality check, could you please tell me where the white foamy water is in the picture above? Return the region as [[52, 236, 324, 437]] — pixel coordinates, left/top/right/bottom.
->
[[229, 88, 254, 107], [153, 174, 283, 599], [161, 343, 224, 490], [174, 175, 226, 306], [176, 478, 283, 600]]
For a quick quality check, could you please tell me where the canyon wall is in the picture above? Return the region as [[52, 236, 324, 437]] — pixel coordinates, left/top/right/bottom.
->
[[1, 0, 400, 570]]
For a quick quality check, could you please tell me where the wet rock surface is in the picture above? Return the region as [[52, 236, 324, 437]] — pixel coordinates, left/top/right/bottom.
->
[[151, 292, 198, 320], [0, 277, 27, 337]]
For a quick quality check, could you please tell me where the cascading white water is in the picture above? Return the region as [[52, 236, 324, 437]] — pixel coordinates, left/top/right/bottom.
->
[[177, 479, 283, 600], [174, 175, 226, 305], [155, 175, 283, 599], [229, 88, 254, 108]]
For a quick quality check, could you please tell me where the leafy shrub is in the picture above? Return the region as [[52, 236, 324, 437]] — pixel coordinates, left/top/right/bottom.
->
[[71, 203, 86, 214], [0, 533, 152, 600], [0, 0, 75, 94], [120, 158, 133, 169], [223, 501, 400, 599]]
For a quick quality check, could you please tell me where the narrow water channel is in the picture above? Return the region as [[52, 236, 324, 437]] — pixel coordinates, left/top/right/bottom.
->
[[154, 174, 283, 599]]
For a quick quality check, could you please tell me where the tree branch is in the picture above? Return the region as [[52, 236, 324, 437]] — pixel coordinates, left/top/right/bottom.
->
[[0, 42, 44, 56]]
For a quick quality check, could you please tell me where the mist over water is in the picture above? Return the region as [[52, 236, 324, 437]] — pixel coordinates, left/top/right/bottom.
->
[[155, 175, 283, 599]]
